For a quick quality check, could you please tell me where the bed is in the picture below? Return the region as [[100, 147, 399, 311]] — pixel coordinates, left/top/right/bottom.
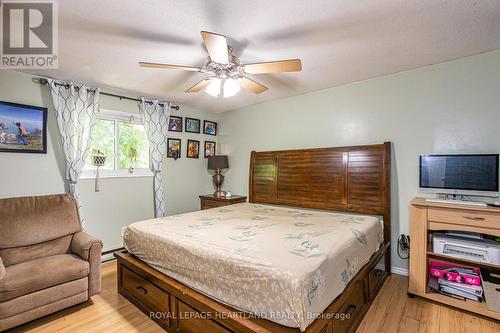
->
[[115, 142, 392, 333]]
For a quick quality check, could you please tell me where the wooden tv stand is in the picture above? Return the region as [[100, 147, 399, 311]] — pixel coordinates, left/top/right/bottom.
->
[[408, 197, 500, 320]]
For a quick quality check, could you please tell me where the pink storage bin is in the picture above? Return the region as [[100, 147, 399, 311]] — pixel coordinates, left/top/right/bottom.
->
[[429, 261, 481, 286]]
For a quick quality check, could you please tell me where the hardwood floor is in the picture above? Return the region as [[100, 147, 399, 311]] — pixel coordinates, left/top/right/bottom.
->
[[7, 262, 499, 333], [356, 271, 499, 333]]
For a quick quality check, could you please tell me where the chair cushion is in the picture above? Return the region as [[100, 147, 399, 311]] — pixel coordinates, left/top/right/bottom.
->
[[0, 254, 89, 302], [0, 277, 88, 320], [0, 194, 81, 249]]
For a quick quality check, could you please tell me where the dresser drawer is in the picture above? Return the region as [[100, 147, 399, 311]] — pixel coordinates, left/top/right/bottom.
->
[[200, 196, 247, 210], [177, 301, 232, 333], [203, 200, 234, 209], [201, 200, 227, 210], [122, 267, 171, 324], [331, 280, 365, 333], [428, 208, 500, 229]]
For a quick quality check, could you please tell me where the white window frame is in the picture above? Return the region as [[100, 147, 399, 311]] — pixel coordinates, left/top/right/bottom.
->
[[81, 108, 153, 179]]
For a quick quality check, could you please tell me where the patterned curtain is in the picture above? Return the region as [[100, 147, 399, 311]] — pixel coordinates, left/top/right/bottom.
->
[[48, 79, 100, 227], [138, 98, 171, 217]]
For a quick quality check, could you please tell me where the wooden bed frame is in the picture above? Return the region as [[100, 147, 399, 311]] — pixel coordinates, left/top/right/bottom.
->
[[115, 142, 392, 333]]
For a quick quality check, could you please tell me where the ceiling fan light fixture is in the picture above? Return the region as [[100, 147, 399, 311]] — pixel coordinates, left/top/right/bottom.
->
[[223, 78, 240, 98], [139, 31, 301, 97], [205, 78, 221, 97]]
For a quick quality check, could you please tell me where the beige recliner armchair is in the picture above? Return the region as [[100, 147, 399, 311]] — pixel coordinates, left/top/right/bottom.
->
[[0, 194, 102, 331]]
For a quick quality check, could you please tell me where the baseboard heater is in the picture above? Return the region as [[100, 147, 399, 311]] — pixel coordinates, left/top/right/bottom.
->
[[102, 247, 125, 262]]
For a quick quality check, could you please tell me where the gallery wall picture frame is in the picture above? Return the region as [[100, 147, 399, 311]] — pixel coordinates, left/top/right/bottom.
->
[[203, 120, 217, 136], [167, 138, 181, 159], [187, 139, 200, 159], [0, 101, 48, 154], [204, 141, 216, 158], [185, 117, 201, 133], [168, 116, 183, 132]]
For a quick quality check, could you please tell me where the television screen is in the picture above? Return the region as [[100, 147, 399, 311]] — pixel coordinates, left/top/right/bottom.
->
[[420, 154, 499, 195], [0, 101, 47, 154]]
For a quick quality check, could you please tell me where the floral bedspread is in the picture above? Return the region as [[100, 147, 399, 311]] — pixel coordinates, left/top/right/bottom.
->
[[124, 203, 383, 331]]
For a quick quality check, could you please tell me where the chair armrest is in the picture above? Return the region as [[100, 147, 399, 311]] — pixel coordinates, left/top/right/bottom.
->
[[71, 232, 103, 296], [0, 256, 5, 281], [71, 231, 103, 261]]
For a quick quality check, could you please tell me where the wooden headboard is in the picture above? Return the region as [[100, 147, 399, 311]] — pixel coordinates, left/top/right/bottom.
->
[[249, 142, 391, 243]]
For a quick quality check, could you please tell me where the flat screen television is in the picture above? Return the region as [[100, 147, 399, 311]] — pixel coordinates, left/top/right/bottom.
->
[[0, 101, 47, 154], [419, 154, 499, 197]]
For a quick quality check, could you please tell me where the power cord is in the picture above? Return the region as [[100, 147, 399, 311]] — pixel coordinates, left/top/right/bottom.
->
[[397, 234, 410, 259]]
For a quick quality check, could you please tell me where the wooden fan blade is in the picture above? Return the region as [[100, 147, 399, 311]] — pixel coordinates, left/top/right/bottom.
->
[[139, 62, 202, 72], [186, 78, 212, 93], [237, 77, 268, 94], [243, 59, 302, 74], [200, 31, 229, 64]]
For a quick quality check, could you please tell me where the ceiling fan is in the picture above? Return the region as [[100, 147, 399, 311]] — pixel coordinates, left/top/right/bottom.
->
[[139, 31, 302, 98]]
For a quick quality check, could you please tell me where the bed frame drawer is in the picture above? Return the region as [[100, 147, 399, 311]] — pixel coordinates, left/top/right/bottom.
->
[[177, 301, 232, 333], [319, 321, 332, 333], [331, 280, 365, 333], [428, 207, 500, 229], [121, 267, 171, 325], [368, 256, 387, 300]]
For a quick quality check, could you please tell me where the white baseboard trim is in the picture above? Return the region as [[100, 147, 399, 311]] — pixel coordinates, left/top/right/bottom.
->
[[391, 266, 409, 276]]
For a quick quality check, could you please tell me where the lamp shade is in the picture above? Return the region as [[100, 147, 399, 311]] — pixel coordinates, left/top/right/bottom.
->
[[208, 155, 229, 170]]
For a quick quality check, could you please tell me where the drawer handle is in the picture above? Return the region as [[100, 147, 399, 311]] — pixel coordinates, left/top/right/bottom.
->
[[374, 269, 384, 277], [463, 216, 485, 221], [345, 304, 357, 316], [136, 286, 148, 295]]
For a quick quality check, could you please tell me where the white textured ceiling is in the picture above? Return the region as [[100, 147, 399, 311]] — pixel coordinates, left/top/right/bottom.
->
[[23, 0, 500, 112]]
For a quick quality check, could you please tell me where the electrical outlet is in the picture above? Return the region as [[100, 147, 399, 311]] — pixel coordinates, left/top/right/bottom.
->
[[398, 234, 410, 250], [397, 234, 410, 260], [121, 226, 127, 237]]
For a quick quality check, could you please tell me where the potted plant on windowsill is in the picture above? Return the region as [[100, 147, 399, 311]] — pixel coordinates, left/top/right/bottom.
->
[[90, 149, 107, 192], [126, 145, 138, 174]]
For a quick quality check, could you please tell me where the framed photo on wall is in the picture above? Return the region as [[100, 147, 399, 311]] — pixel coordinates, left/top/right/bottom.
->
[[0, 101, 48, 154], [167, 138, 181, 159], [187, 139, 200, 158], [185, 117, 201, 133], [168, 116, 183, 132], [204, 141, 216, 158], [203, 120, 217, 136]]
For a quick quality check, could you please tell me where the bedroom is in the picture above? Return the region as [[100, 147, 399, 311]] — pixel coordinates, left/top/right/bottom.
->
[[0, 0, 499, 332]]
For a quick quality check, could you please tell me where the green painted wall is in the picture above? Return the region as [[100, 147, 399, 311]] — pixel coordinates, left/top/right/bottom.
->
[[0, 70, 217, 251], [219, 49, 500, 272]]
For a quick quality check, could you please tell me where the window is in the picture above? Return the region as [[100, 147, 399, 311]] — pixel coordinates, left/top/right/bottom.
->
[[82, 109, 152, 178], [118, 122, 149, 169], [86, 119, 115, 170]]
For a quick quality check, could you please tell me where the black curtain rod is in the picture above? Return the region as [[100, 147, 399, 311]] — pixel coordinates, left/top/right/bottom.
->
[[37, 78, 179, 110]]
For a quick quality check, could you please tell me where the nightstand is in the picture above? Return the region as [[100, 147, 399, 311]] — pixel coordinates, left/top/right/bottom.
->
[[199, 194, 247, 210]]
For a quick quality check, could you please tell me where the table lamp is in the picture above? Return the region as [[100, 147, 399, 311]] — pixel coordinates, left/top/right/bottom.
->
[[208, 155, 229, 198]]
